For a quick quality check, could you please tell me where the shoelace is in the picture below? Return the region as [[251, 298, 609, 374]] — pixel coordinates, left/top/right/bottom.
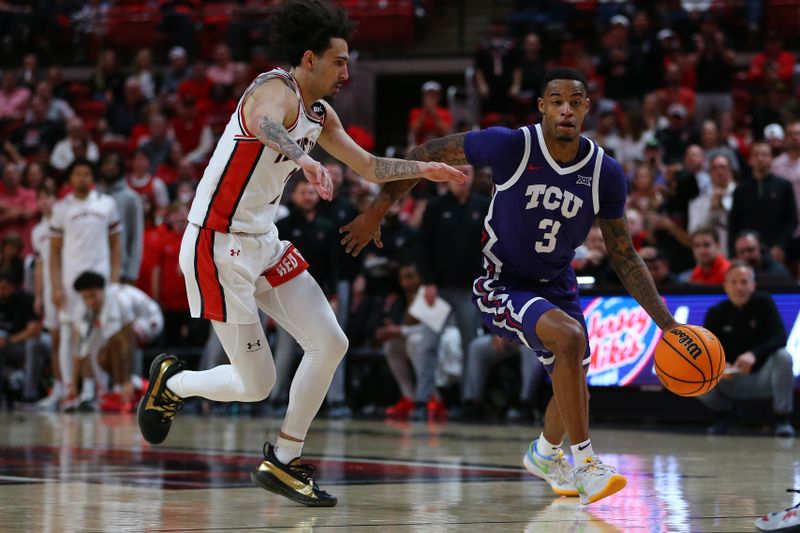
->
[[552, 450, 574, 482], [155, 389, 183, 421], [576, 457, 616, 476], [261, 443, 320, 488]]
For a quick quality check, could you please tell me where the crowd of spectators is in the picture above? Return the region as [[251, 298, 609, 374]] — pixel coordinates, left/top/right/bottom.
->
[[0, 1, 799, 425]]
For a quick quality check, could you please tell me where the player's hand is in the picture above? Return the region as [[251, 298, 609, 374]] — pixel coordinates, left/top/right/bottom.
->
[[734, 351, 756, 375], [33, 296, 43, 318], [52, 286, 64, 310], [299, 156, 333, 201], [419, 162, 467, 184], [424, 284, 437, 307], [720, 363, 737, 380], [340, 210, 383, 257]]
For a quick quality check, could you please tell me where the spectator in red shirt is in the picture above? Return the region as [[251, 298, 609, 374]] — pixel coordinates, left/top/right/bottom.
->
[[171, 96, 205, 154], [408, 81, 453, 146], [178, 62, 212, 119], [688, 227, 730, 285], [749, 32, 795, 89], [127, 150, 170, 222], [657, 63, 696, 118], [152, 202, 194, 346], [0, 163, 39, 255]]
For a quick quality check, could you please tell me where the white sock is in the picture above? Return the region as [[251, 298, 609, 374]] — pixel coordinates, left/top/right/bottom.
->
[[80, 378, 95, 401], [571, 438, 595, 464], [166, 373, 185, 397], [52, 381, 65, 398], [536, 433, 562, 457], [274, 436, 303, 464]]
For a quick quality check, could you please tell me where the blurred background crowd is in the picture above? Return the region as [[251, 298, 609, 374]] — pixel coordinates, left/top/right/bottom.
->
[[1, 0, 799, 424]]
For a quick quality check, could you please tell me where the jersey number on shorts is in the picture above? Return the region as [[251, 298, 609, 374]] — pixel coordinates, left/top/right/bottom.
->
[[534, 218, 561, 253]]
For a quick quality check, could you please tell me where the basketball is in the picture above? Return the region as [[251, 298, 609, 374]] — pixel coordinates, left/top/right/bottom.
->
[[654, 324, 726, 397]]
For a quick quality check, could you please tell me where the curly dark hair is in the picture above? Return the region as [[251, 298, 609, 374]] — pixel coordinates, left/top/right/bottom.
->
[[271, 0, 356, 67]]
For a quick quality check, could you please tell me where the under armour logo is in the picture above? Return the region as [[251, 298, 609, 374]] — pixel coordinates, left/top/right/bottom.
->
[[576, 175, 592, 187], [246, 339, 262, 351], [230, 249, 241, 256]]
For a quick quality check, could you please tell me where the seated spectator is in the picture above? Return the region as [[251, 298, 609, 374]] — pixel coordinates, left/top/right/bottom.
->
[[171, 96, 205, 155], [130, 48, 158, 101], [0, 69, 30, 122], [137, 114, 174, 173], [0, 234, 25, 287], [0, 270, 46, 402], [700, 119, 740, 175], [207, 43, 236, 87], [640, 246, 680, 287], [517, 32, 546, 106], [733, 231, 794, 286], [50, 117, 99, 172], [597, 15, 643, 110], [91, 49, 126, 103], [628, 164, 663, 213], [770, 120, 800, 256], [375, 263, 449, 421], [459, 333, 546, 422], [690, 15, 735, 124], [32, 80, 74, 125], [729, 142, 797, 263], [686, 227, 730, 285], [764, 123, 784, 158], [107, 78, 148, 139], [697, 262, 795, 436], [573, 225, 620, 286], [0, 164, 39, 256], [73, 271, 163, 413], [10, 95, 65, 158], [688, 153, 735, 255], [160, 46, 189, 99], [178, 62, 212, 118], [407, 81, 452, 146]]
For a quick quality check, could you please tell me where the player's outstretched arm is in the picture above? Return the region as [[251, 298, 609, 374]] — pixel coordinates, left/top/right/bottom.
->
[[318, 104, 467, 186], [599, 216, 679, 331], [337, 132, 469, 256], [248, 80, 333, 200]]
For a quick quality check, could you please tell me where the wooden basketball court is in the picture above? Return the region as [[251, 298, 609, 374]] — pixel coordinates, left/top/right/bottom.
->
[[0, 412, 795, 532]]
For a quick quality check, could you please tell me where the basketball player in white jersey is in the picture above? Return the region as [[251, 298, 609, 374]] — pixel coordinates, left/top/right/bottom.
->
[[50, 159, 121, 409], [137, 0, 467, 507], [31, 184, 62, 409]]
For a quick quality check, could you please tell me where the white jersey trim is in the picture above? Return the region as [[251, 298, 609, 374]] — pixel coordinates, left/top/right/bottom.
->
[[534, 123, 596, 176], [496, 126, 532, 192], [592, 147, 605, 215]]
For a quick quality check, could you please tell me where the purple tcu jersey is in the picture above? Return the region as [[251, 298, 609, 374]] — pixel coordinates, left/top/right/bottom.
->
[[464, 123, 627, 285]]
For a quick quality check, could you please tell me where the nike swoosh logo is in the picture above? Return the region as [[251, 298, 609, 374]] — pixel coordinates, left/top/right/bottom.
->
[[577, 442, 591, 451], [528, 165, 544, 171]]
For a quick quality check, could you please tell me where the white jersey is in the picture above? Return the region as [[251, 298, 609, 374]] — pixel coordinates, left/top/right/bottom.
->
[[75, 283, 163, 357], [50, 190, 121, 289], [188, 68, 326, 234]]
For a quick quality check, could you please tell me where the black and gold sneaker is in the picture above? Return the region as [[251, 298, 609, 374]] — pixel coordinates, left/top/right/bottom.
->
[[250, 443, 337, 507], [137, 353, 185, 444]]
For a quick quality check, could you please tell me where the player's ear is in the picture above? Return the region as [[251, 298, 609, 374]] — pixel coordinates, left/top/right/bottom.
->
[[537, 97, 544, 114], [584, 97, 591, 113], [301, 50, 315, 70]]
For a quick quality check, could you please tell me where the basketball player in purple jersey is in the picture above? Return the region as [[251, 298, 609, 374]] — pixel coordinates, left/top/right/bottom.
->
[[341, 68, 680, 504]]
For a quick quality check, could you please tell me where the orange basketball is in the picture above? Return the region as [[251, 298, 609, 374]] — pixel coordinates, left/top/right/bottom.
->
[[654, 324, 726, 397]]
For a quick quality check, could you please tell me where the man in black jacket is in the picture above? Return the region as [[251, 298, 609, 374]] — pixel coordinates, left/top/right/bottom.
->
[[698, 261, 795, 436], [416, 165, 489, 418], [729, 142, 797, 262]]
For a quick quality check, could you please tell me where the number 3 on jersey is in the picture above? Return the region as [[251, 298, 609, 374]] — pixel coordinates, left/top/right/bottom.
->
[[535, 218, 561, 253]]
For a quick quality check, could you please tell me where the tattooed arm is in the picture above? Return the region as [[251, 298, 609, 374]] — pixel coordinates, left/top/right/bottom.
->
[[599, 216, 679, 331], [245, 78, 333, 199], [338, 133, 469, 256], [317, 102, 466, 186]]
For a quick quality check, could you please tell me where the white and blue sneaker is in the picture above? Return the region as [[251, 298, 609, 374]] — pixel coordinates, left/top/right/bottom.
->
[[573, 456, 627, 505], [523, 440, 579, 497], [756, 490, 800, 532]]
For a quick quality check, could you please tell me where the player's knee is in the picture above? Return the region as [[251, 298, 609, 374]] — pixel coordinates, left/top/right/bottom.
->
[[326, 327, 349, 361], [555, 323, 586, 360]]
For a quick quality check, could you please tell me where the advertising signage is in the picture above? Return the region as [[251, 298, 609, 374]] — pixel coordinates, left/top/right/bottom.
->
[[582, 293, 800, 387]]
